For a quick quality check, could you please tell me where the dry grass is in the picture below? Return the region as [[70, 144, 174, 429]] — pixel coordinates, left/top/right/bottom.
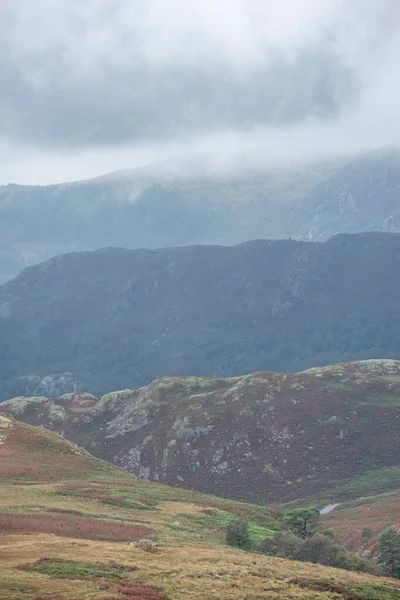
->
[[1, 532, 400, 600], [0, 420, 126, 483], [1, 420, 400, 599]]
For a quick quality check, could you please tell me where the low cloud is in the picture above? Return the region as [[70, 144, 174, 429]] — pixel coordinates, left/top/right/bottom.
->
[[0, 0, 399, 183]]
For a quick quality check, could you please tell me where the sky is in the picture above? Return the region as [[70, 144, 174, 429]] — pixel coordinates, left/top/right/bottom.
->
[[0, 0, 399, 184]]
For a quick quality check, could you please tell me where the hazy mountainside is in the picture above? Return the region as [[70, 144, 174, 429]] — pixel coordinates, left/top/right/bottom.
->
[[1, 148, 400, 283], [0, 159, 339, 283], [1, 232, 400, 399], [289, 149, 400, 241], [3, 359, 399, 504], [2, 420, 398, 600]]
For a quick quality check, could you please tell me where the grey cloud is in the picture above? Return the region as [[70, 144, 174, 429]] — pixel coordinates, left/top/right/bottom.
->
[[0, 0, 399, 182]]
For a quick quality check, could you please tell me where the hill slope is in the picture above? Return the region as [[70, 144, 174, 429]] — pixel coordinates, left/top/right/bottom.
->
[[1, 148, 400, 283], [1, 232, 400, 399], [3, 359, 400, 504], [0, 415, 129, 483], [3, 419, 399, 600], [321, 491, 400, 560]]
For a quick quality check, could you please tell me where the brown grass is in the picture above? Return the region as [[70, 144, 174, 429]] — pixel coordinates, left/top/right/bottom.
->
[[290, 578, 367, 600], [322, 490, 400, 557], [0, 512, 150, 542], [33, 585, 170, 600], [0, 421, 117, 483], [2, 532, 400, 600]]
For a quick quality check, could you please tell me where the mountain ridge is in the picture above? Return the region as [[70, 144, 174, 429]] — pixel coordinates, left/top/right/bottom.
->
[[1, 232, 400, 400]]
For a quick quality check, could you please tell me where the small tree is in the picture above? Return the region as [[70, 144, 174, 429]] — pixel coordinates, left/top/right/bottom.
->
[[378, 528, 400, 578], [362, 527, 372, 541], [226, 519, 251, 550], [283, 507, 320, 539]]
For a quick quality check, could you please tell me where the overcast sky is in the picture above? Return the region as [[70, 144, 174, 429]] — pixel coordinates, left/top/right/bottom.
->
[[0, 0, 399, 184]]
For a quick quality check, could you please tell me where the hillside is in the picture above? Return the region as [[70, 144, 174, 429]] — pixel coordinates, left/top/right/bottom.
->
[[321, 491, 400, 560], [1, 417, 400, 600], [1, 232, 400, 399], [1, 148, 400, 283], [3, 359, 399, 505]]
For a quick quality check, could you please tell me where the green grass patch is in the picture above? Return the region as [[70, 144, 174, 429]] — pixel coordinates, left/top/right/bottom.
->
[[54, 484, 156, 510], [248, 522, 275, 543], [356, 394, 400, 407], [349, 583, 400, 600], [182, 510, 233, 529], [322, 379, 355, 391], [22, 558, 134, 580], [182, 511, 275, 543]]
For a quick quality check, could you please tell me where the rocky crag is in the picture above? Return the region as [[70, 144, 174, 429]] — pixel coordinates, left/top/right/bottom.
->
[[2, 359, 399, 504]]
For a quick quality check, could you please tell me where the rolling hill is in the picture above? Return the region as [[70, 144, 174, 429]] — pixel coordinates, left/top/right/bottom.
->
[[1, 417, 399, 600], [1, 232, 400, 399], [3, 359, 399, 505]]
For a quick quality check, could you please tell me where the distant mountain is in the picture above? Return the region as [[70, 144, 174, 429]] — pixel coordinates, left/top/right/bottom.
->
[[288, 148, 400, 240], [2, 359, 399, 504], [1, 148, 400, 284], [0, 232, 400, 400], [0, 158, 337, 283]]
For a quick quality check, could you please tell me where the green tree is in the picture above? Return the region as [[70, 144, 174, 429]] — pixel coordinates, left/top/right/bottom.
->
[[378, 528, 400, 578], [283, 507, 320, 539], [225, 519, 251, 550]]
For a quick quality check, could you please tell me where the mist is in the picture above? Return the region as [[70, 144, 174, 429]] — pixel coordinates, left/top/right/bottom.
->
[[0, 0, 399, 184]]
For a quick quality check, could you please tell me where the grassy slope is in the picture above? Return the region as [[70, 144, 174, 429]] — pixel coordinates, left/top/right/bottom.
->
[[1, 418, 400, 600]]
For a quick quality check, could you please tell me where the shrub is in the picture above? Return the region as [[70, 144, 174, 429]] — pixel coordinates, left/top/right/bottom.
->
[[226, 519, 251, 550], [362, 527, 372, 541], [259, 531, 376, 573], [130, 539, 159, 553]]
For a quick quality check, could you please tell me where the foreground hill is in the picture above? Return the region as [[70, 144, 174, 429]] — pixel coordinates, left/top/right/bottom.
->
[[1, 232, 400, 399], [3, 359, 400, 504], [1, 148, 400, 283], [1, 418, 399, 600]]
